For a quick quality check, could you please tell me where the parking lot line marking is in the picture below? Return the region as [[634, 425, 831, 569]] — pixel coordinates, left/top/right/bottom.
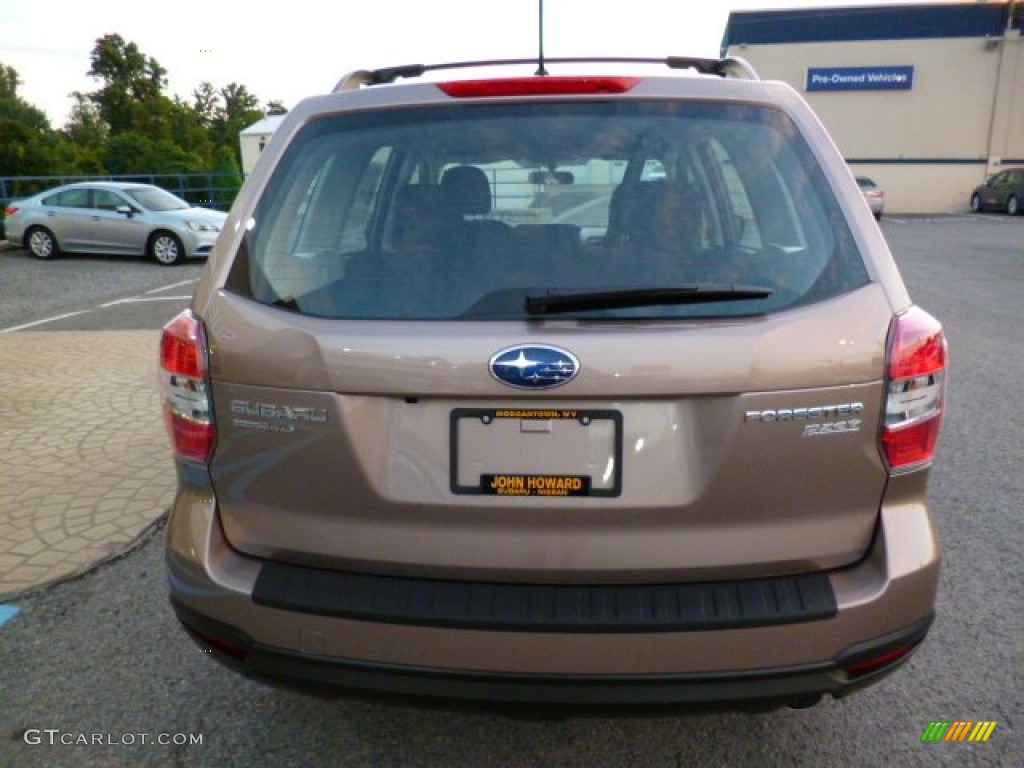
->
[[99, 296, 194, 308], [145, 279, 198, 295], [0, 311, 90, 333], [0, 604, 20, 628], [888, 215, 1006, 224]]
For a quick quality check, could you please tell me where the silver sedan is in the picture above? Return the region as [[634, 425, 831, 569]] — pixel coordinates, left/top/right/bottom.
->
[[3, 182, 227, 266]]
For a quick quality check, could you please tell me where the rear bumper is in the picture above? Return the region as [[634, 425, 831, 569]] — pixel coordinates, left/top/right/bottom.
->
[[171, 595, 931, 709], [165, 474, 940, 708]]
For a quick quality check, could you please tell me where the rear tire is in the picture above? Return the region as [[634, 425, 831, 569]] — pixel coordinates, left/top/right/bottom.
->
[[970, 194, 982, 213], [150, 231, 185, 266], [27, 226, 59, 260], [1008, 195, 1019, 216]]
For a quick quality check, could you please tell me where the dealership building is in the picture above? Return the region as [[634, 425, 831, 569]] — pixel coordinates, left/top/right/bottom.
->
[[721, 2, 1023, 214]]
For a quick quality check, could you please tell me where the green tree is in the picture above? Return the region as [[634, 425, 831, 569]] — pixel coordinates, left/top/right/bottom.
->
[[213, 83, 264, 166], [220, 82, 261, 121], [0, 64, 51, 134], [212, 144, 244, 206], [102, 131, 204, 175], [266, 100, 288, 116], [61, 93, 110, 174], [0, 63, 20, 100], [68, 145, 107, 175], [6, 39, 279, 181], [151, 139, 204, 174], [0, 61, 57, 176], [169, 96, 215, 168], [192, 82, 219, 126], [87, 33, 167, 134], [0, 120, 53, 176], [0, 98, 51, 134], [45, 134, 81, 175], [65, 92, 108, 148], [102, 131, 156, 174], [82, 35, 221, 173]]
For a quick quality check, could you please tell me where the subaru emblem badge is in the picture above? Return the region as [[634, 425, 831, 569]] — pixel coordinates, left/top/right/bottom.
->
[[489, 344, 580, 389]]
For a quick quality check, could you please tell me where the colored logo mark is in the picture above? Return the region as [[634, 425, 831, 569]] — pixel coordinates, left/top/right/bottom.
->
[[921, 721, 997, 742], [489, 345, 579, 390]]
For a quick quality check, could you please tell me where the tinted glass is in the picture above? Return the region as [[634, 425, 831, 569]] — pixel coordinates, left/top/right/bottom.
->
[[234, 101, 868, 320], [93, 189, 125, 211], [44, 189, 91, 208], [123, 187, 189, 211]]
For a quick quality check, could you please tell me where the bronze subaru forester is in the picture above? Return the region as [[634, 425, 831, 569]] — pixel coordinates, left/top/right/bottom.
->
[[160, 57, 947, 710]]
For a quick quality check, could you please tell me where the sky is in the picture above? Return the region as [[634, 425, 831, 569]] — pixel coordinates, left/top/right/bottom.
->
[[1, 0, 950, 129]]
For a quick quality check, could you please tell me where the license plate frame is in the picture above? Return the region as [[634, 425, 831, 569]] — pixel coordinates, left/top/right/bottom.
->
[[449, 407, 623, 497]]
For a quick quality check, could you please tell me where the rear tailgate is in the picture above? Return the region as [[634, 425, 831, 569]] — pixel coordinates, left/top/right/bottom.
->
[[205, 283, 890, 583]]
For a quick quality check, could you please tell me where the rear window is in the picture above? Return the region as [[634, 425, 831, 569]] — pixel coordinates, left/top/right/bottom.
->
[[230, 100, 868, 320]]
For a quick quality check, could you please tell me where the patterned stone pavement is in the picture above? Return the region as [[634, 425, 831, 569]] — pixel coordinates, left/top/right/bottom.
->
[[0, 330, 175, 598]]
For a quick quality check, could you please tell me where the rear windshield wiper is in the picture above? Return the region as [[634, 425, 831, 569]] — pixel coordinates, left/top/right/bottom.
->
[[524, 285, 773, 316]]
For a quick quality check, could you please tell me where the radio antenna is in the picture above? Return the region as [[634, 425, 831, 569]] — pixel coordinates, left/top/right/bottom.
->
[[535, 0, 548, 76]]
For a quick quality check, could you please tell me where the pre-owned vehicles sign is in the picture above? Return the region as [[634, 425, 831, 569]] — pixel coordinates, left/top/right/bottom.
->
[[806, 66, 914, 91]]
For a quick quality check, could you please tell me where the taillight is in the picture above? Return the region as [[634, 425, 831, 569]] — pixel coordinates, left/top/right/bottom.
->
[[4, 205, 18, 216], [160, 309, 215, 462], [882, 307, 947, 471], [438, 76, 641, 98]]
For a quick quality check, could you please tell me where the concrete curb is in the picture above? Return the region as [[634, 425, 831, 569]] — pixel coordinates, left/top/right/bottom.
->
[[0, 513, 167, 602]]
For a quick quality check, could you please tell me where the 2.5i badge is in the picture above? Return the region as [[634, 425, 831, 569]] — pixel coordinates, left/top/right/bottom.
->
[[802, 419, 862, 437]]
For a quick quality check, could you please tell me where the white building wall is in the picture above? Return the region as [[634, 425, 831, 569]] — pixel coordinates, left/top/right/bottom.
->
[[239, 115, 287, 175], [728, 29, 1023, 214], [240, 132, 273, 176]]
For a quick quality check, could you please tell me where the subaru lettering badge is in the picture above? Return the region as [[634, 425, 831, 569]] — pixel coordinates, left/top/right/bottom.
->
[[489, 344, 580, 389]]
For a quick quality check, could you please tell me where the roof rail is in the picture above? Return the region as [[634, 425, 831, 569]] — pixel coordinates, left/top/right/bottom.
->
[[333, 56, 760, 92]]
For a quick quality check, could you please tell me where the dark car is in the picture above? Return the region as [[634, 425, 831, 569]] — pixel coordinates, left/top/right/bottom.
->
[[970, 167, 1024, 215]]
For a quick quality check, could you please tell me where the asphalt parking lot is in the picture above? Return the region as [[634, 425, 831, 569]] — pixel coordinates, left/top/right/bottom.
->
[[0, 216, 1021, 767], [0, 250, 203, 333]]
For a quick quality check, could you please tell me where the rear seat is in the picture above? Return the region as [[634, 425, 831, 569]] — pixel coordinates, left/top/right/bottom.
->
[[441, 166, 516, 257]]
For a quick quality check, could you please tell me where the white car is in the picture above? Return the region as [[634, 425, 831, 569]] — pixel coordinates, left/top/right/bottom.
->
[[4, 181, 227, 265]]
